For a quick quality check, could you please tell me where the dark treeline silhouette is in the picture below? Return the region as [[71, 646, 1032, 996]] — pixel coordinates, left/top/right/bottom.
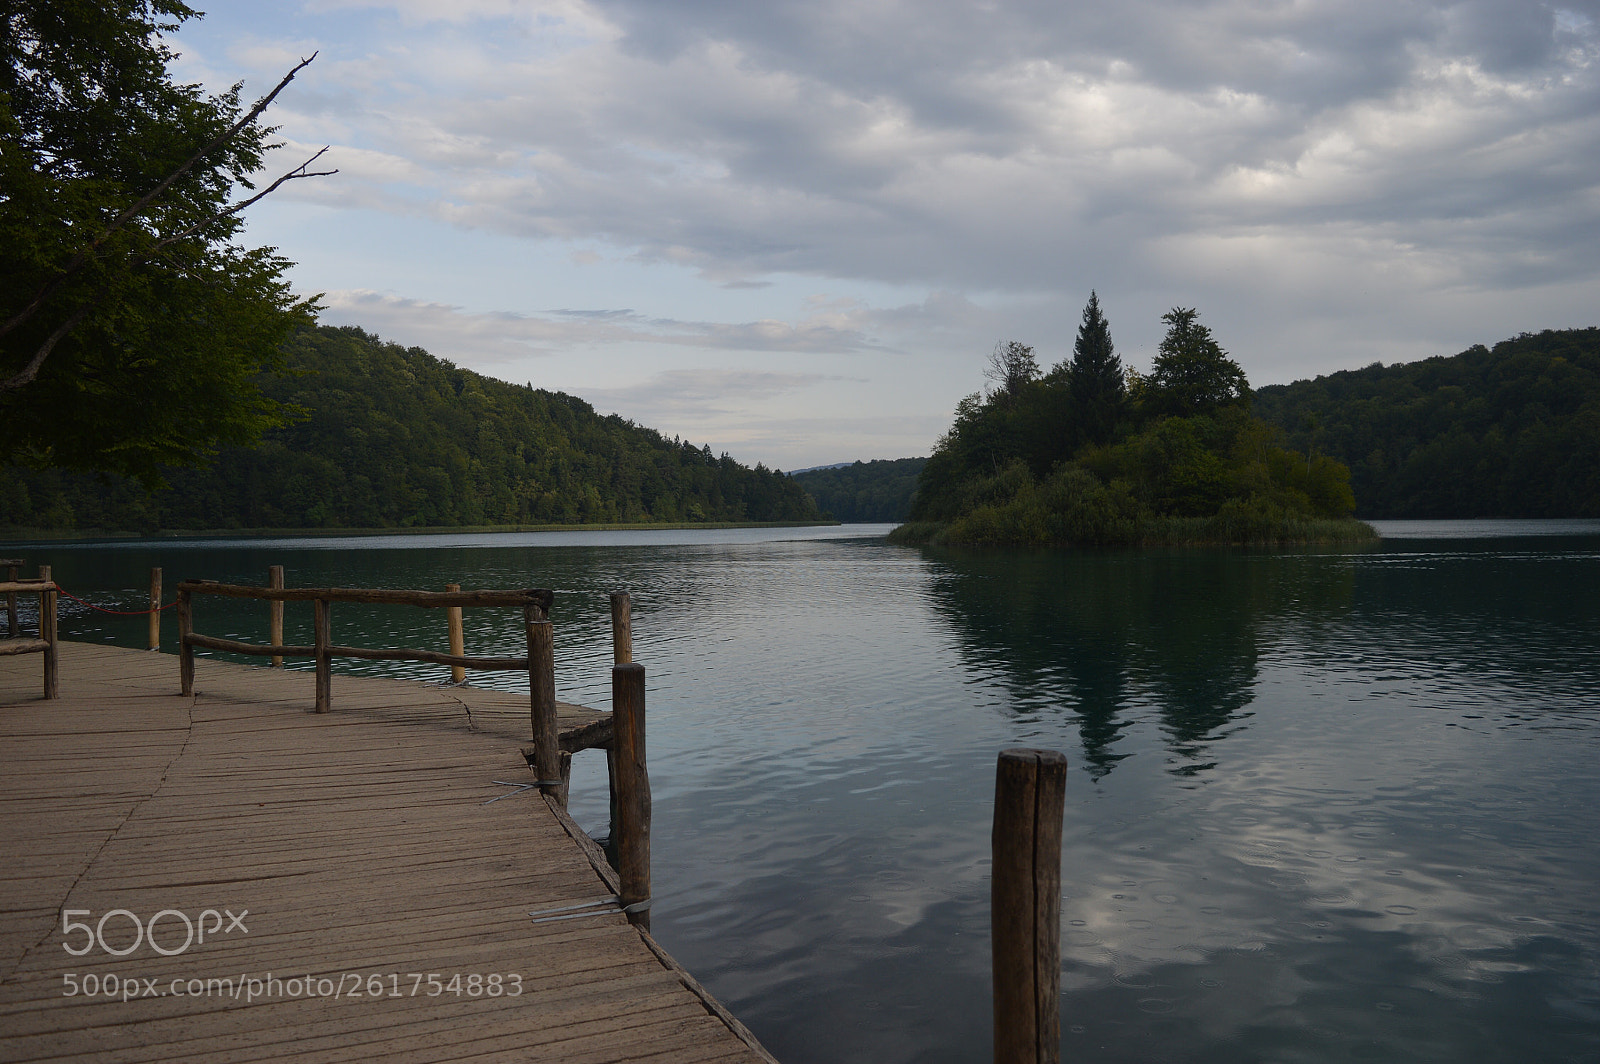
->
[[0, 325, 823, 532], [1253, 328, 1600, 517], [789, 458, 927, 522]]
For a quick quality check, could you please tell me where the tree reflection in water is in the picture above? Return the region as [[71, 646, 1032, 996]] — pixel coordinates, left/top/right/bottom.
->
[[921, 546, 1359, 778]]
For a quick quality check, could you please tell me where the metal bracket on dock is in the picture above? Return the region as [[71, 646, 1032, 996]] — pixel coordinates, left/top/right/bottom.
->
[[483, 779, 563, 804], [525, 895, 651, 923], [528, 897, 623, 923]]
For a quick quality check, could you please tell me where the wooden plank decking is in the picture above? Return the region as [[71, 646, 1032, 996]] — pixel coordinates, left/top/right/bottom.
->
[[0, 642, 774, 1063]]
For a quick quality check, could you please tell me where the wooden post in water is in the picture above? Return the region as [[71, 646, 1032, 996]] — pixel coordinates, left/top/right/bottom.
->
[[39, 566, 58, 699], [605, 590, 633, 869], [526, 612, 560, 802], [313, 597, 332, 713], [4, 559, 19, 637], [148, 568, 162, 651], [610, 591, 632, 664], [177, 588, 193, 695], [268, 566, 285, 667], [446, 583, 466, 683], [992, 748, 1067, 1064], [612, 662, 651, 930]]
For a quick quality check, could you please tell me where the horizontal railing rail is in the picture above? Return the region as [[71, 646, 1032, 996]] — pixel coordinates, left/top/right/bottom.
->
[[177, 579, 553, 610], [175, 578, 562, 798]]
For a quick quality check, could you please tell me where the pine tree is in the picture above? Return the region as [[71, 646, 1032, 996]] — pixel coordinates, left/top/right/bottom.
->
[[1068, 291, 1124, 446]]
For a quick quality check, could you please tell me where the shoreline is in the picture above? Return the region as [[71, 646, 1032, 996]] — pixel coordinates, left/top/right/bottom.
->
[[0, 518, 842, 547], [888, 516, 1380, 548]]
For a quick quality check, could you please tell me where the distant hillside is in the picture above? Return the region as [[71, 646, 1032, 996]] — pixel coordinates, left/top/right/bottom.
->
[[790, 458, 927, 522], [0, 325, 823, 532], [1254, 328, 1600, 518]]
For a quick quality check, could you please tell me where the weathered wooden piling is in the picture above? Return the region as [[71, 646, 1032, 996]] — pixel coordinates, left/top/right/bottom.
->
[[313, 597, 332, 713], [992, 747, 1067, 1064], [527, 613, 560, 801], [3, 558, 20, 637], [446, 582, 466, 683], [268, 565, 285, 667], [612, 662, 651, 930], [38, 566, 57, 700], [177, 587, 193, 695], [147, 567, 162, 650], [611, 590, 632, 664]]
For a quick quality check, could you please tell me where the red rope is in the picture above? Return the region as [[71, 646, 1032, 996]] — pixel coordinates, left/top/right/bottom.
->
[[53, 586, 176, 616]]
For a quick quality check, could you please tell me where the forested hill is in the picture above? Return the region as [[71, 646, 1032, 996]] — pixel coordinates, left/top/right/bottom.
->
[[0, 325, 823, 532], [789, 458, 927, 522], [1254, 328, 1600, 518]]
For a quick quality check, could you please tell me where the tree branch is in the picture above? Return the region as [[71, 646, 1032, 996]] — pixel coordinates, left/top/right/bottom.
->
[[107, 52, 321, 243], [1, 55, 332, 394], [0, 53, 320, 345], [152, 147, 338, 252], [0, 297, 99, 393]]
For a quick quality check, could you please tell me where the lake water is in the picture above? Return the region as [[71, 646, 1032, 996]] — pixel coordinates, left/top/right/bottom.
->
[[7, 521, 1600, 1063]]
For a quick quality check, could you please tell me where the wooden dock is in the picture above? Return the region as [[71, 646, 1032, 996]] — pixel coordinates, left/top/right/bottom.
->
[[0, 642, 775, 1063]]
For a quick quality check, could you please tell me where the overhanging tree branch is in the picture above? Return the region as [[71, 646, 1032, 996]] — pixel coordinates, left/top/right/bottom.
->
[[152, 147, 338, 252], [0, 53, 326, 351], [0, 298, 100, 393], [1, 53, 334, 399]]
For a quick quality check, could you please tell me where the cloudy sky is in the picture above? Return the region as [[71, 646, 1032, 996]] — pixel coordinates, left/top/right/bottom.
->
[[171, 0, 1600, 469]]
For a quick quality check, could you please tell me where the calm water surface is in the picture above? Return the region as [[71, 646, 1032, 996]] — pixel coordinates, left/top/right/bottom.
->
[[8, 522, 1599, 1063]]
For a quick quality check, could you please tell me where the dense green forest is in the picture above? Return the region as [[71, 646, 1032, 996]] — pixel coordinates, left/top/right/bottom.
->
[[789, 458, 927, 522], [893, 298, 1372, 547], [1253, 328, 1600, 517], [0, 325, 823, 532]]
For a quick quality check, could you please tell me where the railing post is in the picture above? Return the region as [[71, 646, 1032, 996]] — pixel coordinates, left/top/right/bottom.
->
[[446, 583, 466, 683], [148, 567, 162, 651], [5, 560, 18, 638], [612, 662, 651, 930], [610, 591, 632, 664], [177, 588, 193, 695], [39, 565, 58, 699], [526, 610, 560, 802], [992, 748, 1066, 1064], [313, 597, 332, 713], [268, 565, 285, 667]]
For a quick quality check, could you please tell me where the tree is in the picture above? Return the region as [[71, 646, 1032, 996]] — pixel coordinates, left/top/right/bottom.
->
[[0, 1, 331, 486], [1146, 307, 1249, 417], [984, 340, 1039, 404], [1067, 290, 1124, 446]]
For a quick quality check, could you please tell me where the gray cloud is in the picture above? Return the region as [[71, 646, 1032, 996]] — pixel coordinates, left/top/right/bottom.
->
[[328, 0, 1594, 297], [320, 290, 887, 357], [582, 367, 834, 417], [211, 0, 1600, 464]]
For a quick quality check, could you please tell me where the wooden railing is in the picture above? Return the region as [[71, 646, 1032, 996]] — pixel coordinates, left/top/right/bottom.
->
[[175, 579, 562, 793], [0, 563, 58, 699], [3, 558, 22, 638]]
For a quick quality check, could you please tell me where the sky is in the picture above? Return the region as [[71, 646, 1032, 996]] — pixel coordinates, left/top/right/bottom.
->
[[169, 0, 1600, 470]]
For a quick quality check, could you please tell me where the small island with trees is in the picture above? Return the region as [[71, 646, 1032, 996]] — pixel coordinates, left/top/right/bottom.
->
[[891, 294, 1375, 547]]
